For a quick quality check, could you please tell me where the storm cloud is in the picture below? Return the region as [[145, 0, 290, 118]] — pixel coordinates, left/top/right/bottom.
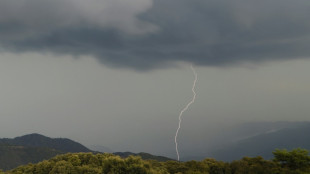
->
[[1, 0, 310, 70]]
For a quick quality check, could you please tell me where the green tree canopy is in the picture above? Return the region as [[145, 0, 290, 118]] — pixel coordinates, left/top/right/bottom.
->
[[273, 148, 310, 172]]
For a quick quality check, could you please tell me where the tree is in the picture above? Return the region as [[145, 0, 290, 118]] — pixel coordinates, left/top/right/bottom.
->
[[164, 161, 189, 174], [49, 160, 76, 174], [185, 160, 209, 174], [230, 156, 276, 174], [273, 148, 310, 171], [202, 158, 230, 174]]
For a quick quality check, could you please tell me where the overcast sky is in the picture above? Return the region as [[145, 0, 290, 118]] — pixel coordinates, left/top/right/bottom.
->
[[1, 0, 310, 159]]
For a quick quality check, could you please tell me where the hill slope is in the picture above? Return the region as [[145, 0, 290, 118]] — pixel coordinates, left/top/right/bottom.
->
[[0, 134, 91, 170], [0, 133, 91, 153], [0, 133, 173, 171]]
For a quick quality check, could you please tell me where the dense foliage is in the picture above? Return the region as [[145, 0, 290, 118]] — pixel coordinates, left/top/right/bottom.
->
[[2, 148, 310, 174], [114, 152, 172, 162], [0, 144, 62, 171]]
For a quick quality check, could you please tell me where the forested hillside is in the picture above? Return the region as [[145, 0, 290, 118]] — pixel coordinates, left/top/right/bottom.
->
[[0, 134, 172, 170], [0, 145, 61, 171], [2, 148, 310, 174], [2, 133, 310, 173], [114, 152, 172, 162], [0, 134, 91, 170]]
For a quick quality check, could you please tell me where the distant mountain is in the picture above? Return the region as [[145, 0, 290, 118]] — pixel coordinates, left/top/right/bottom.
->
[[210, 122, 310, 161], [114, 152, 174, 162], [181, 121, 310, 161], [0, 133, 174, 171], [0, 133, 91, 170], [0, 133, 91, 153], [221, 121, 310, 142]]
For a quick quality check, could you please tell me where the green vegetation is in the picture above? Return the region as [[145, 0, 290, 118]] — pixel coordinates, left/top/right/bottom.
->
[[0, 145, 173, 172], [0, 144, 62, 171], [7, 153, 168, 174], [114, 152, 172, 162], [0, 134, 174, 171], [1, 134, 310, 173], [2, 148, 310, 174]]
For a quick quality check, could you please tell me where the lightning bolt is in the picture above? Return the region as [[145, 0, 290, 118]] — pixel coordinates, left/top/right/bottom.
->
[[175, 65, 198, 161]]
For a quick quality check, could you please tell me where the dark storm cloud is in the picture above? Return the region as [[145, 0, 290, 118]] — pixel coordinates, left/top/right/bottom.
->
[[1, 0, 310, 69]]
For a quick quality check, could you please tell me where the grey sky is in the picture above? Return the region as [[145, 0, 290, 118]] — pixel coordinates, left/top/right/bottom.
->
[[0, 0, 310, 159], [1, 0, 310, 69]]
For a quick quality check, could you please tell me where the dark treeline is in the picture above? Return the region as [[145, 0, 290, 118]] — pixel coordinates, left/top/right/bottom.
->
[[1, 148, 310, 174]]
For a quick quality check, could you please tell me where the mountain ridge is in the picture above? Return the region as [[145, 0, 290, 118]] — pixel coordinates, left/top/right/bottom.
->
[[0, 133, 173, 170], [209, 122, 310, 161], [0, 133, 91, 153], [0, 133, 92, 170]]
